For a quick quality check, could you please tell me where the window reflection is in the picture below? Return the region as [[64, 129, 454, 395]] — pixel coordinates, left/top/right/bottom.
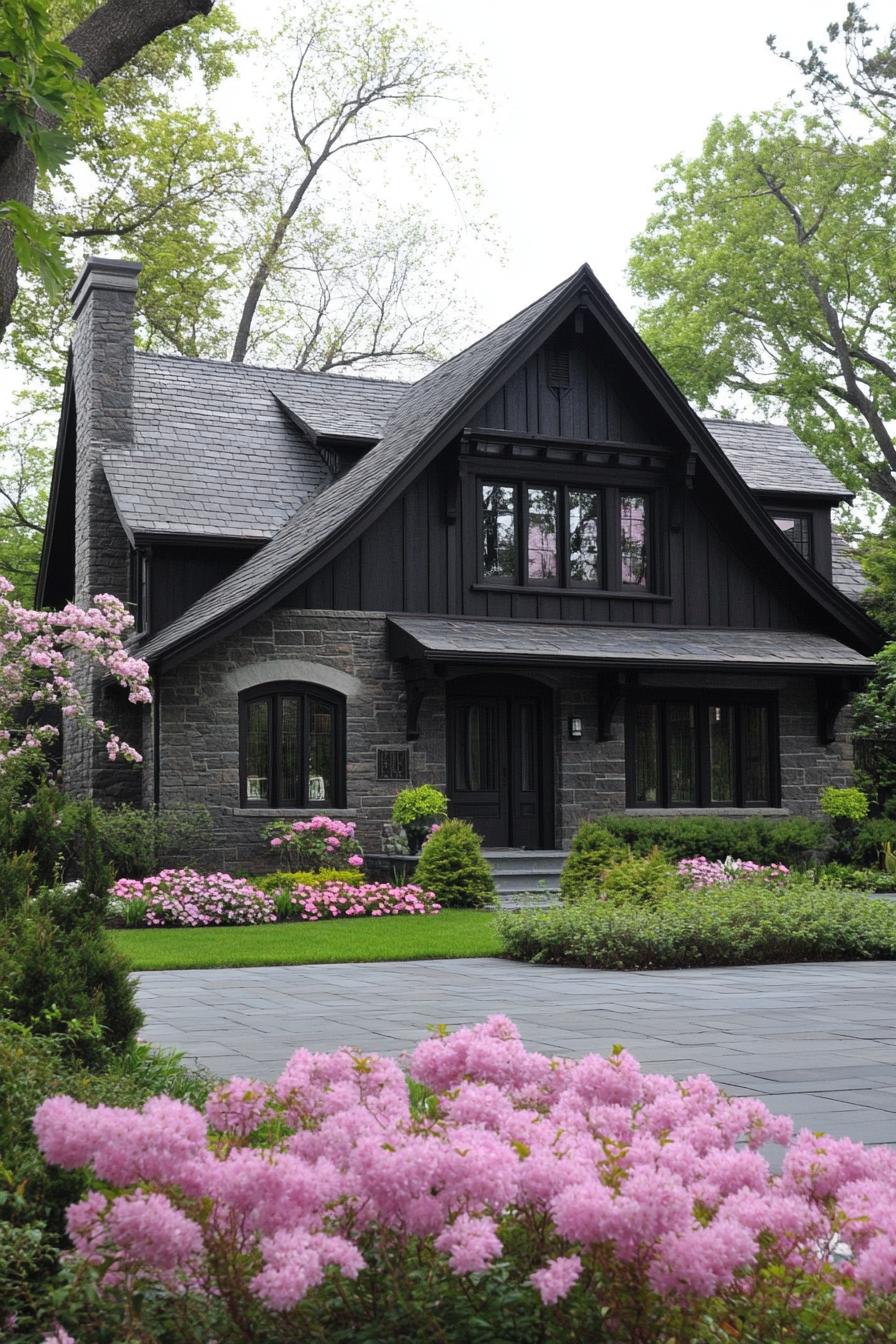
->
[[568, 489, 601, 584], [481, 484, 516, 580], [620, 494, 648, 586], [527, 487, 558, 581]]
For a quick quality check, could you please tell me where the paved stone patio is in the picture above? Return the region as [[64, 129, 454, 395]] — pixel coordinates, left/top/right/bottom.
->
[[136, 959, 896, 1144]]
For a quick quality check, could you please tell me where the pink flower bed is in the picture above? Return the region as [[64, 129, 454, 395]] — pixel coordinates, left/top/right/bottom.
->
[[678, 856, 790, 889], [288, 879, 440, 920], [264, 815, 362, 870], [32, 1017, 896, 1334], [109, 869, 276, 927]]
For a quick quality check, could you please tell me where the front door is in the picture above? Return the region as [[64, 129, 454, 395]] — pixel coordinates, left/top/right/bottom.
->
[[447, 677, 550, 848]]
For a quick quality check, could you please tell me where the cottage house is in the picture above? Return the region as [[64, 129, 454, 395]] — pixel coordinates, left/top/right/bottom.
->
[[38, 257, 880, 869]]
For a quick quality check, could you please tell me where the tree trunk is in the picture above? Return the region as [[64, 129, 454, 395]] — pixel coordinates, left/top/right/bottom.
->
[[0, 0, 216, 340]]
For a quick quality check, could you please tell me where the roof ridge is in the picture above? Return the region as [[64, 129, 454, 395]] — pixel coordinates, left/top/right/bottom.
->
[[133, 348, 415, 388], [701, 415, 794, 431]]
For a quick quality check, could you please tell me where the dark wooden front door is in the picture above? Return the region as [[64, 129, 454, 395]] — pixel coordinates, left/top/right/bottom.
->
[[447, 678, 550, 848]]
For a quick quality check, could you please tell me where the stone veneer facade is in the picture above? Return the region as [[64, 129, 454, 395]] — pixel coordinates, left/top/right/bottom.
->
[[146, 608, 855, 870]]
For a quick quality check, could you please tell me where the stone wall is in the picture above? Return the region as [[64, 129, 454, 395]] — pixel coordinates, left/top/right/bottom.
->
[[155, 611, 855, 869]]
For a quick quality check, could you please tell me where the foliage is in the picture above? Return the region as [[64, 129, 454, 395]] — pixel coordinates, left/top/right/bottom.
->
[[414, 818, 497, 909], [0, 879, 142, 1066], [109, 909, 501, 971], [89, 802, 213, 880], [0, 578, 150, 777], [598, 849, 683, 905], [810, 861, 896, 892], [497, 881, 896, 973], [264, 815, 362, 872], [0, 1018, 213, 1342], [629, 104, 896, 507], [286, 879, 440, 921], [853, 642, 896, 806], [559, 824, 629, 903], [391, 785, 450, 827], [849, 818, 896, 868], [820, 786, 870, 821], [31, 1014, 896, 1342], [108, 869, 276, 929], [569, 814, 825, 867], [253, 869, 364, 898]]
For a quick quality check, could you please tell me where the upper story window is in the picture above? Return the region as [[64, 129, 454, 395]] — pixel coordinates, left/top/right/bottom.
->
[[771, 513, 812, 561], [239, 682, 345, 808], [128, 547, 149, 634], [480, 480, 650, 590]]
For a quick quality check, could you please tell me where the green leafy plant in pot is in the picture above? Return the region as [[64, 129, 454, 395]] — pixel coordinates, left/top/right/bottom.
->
[[391, 785, 448, 854], [820, 786, 870, 864]]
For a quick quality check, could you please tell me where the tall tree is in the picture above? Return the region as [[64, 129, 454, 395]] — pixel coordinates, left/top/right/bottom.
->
[[628, 7, 896, 509], [0, 0, 221, 342]]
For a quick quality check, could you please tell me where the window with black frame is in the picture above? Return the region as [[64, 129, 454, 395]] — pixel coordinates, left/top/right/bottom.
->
[[479, 480, 650, 590], [627, 694, 777, 808], [239, 683, 345, 807], [770, 513, 812, 561]]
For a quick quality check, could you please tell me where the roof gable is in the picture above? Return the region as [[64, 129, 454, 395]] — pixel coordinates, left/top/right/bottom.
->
[[135, 264, 879, 664]]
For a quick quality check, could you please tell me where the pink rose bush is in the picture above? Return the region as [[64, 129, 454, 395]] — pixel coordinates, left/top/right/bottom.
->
[[263, 815, 362, 871], [285, 879, 440, 920], [32, 1017, 896, 1340], [109, 869, 275, 927], [679, 855, 790, 889], [0, 579, 150, 772]]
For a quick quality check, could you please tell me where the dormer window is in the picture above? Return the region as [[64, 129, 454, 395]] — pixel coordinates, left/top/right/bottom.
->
[[479, 480, 650, 591], [771, 513, 812, 561]]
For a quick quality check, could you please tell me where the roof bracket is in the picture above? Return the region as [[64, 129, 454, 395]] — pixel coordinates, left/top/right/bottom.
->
[[596, 670, 627, 741], [403, 660, 431, 741], [816, 675, 861, 746]]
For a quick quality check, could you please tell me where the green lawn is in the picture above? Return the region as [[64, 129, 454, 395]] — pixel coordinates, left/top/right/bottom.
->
[[111, 910, 501, 971]]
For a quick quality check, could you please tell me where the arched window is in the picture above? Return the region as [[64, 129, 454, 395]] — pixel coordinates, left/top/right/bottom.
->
[[239, 683, 345, 808]]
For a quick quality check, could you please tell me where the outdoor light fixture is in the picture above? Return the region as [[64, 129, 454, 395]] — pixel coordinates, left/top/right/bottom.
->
[[568, 716, 583, 739]]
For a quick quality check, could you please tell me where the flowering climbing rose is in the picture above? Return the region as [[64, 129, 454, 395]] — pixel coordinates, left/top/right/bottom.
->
[[0, 578, 150, 772], [32, 1017, 896, 1338]]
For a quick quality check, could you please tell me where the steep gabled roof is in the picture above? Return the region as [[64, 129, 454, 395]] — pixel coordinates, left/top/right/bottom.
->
[[138, 264, 881, 667]]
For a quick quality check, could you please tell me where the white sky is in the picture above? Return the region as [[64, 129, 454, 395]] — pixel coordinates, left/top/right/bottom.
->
[[229, 0, 886, 338]]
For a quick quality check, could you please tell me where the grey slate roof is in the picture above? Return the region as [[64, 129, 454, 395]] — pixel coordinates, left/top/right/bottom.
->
[[105, 353, 408, 541], [831, 533, 867, 601], [139, 271, 576, 661], [703, 419, 851, 499], [388, 615, 872, 672]]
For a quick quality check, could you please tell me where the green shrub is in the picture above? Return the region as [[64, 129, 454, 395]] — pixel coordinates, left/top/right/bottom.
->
[[392, 785, 449, 852], [88, 802, 213, 878], [253, 868, 363, 896], [600, 849, 682, 905], [0, 883, 142, 1066], [497, 883, 896, 971], [820, 786, 870, 821], [0, 1020, 213, 1341], [559, 822, 628, 902], [850, 818, 896, 869], [579, 814, 826, 867], [414, 819, 497, 909]]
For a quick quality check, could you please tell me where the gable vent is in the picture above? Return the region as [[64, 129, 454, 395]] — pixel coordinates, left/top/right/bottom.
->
[[546, 346, 570, 389]]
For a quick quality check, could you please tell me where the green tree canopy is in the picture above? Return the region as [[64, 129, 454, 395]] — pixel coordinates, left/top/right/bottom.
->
[[628, 108, 896, 508]]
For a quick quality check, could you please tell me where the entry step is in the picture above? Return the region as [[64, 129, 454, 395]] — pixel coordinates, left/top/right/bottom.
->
[[483, 849, 569, 896]]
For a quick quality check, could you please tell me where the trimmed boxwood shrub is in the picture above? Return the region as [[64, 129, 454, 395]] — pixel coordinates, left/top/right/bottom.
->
[[576, 814, 826, 867], [497, 883, 896, 971], [414, 819, 497, 908], [253, 869, 364, 896], [559, 822, 628, 902]]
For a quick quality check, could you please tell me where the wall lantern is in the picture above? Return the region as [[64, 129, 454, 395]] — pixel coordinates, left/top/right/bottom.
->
[[568, 716, 583, 739]]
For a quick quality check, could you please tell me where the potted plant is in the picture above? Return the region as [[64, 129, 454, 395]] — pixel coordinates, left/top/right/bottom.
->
[[391, 785, 449, 854]]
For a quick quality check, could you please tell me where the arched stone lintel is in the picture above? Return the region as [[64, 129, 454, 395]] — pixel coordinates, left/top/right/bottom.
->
[[223, 659, 361, 699]]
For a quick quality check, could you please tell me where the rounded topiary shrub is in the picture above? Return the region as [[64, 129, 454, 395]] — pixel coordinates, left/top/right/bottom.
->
[[560, 821, 628, 902], [414, 819, 497, 908]]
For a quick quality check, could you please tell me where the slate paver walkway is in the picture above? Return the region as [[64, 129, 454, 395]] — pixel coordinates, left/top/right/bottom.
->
[[136, 959, 896, 1144]]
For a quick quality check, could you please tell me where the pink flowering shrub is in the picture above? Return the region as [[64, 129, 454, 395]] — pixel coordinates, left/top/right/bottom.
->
[[0, 579, 150, 772], [108, 869, 275, 927], [679, 855, 790, 889], [33, 1017, 896, 1341], [263, 815, 362, 871], [285, 879, 440, 921]]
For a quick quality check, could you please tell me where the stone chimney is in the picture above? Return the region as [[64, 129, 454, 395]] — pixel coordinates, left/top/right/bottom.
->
[[66, 257, 142, 801], [69, 256, 141, 608]]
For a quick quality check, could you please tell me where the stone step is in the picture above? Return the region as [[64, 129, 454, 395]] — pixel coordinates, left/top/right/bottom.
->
[[483, 850, 569, 894]]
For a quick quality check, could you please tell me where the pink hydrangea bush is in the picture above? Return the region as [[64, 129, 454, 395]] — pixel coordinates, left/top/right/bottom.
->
[[108, 869, 275, 927], [263, 815, 363, 871], [286, 879, 440, 921], [0, 580, 150, 772], [679, 855, 790, 889], [32, 1017, 896, 1340]]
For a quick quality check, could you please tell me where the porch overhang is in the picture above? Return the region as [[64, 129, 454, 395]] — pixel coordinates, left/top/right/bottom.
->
[[387, 615, 874, 677]]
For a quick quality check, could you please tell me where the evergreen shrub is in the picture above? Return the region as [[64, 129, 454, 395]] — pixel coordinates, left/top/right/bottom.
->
[[414, 819, 497, 908]]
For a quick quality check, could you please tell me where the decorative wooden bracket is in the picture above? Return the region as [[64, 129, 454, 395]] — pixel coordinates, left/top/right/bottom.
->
[[684, 450, 697, 490], [817, 676, 860, 746], [404, 660, 431, 741], [596, 671, 627, 741]]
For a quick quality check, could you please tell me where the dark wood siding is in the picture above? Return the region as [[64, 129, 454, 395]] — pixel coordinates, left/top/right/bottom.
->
[[150, 545, 253, 632]]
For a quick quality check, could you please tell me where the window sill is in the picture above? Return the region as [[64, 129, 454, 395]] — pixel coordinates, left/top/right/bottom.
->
[[471, 584, 672, 601], [227, 807, 356, 818], [624, 807, 790, 817]]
